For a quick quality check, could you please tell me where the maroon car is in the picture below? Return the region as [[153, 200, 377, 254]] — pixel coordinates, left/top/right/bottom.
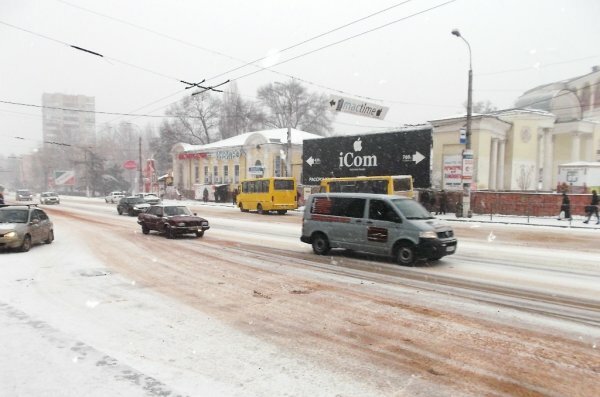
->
[[137, 204, 210, 238]]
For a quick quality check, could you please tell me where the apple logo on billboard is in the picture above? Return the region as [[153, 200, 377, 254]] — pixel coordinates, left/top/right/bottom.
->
[[353, 138, 362, 152]]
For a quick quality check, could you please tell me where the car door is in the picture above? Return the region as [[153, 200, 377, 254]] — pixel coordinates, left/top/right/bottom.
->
[[147, 206, 164, 231], [28, 209, 43, 244], [364, 198, 403, 255], [317, 196, 366, 250]]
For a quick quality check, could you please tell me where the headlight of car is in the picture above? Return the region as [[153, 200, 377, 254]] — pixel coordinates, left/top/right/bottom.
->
[[4, 231, 17, 238], [419, 231, 438, 239], [177, 222, 186, 227]]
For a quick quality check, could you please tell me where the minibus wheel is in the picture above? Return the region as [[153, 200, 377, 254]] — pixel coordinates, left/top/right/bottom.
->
[[257, 204, 264, 214], [311, 233, 330, 255], [395, 242, 416, 266]]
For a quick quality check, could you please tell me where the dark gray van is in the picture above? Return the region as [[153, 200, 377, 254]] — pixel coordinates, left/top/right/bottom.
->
[[300, 193, 457, 265]]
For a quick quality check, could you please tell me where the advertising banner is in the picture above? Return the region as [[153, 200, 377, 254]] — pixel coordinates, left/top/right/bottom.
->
[[54, 170, 76, 186], [302, 128, 432, 188], [443, 155, 462, 191]]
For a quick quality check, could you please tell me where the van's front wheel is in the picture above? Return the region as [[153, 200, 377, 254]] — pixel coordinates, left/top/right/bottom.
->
[[395, 242, 416, 266], [311, 233, 330, 255]]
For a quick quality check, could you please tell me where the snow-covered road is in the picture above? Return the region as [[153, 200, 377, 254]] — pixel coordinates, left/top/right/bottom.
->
[[1, 198, 599, 396]]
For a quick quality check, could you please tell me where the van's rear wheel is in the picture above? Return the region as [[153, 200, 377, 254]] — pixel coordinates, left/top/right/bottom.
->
[[257, 204, 264, 214], [395, 242, 416, 266], [311, 233, 330, 255]]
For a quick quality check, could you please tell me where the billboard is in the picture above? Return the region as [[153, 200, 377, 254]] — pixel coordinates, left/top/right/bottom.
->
[[302, 128, 432, 188], [54, 170, 76, 186], [443, 155, 462, 191]]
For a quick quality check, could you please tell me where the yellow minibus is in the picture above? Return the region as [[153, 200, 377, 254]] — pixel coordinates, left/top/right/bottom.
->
[[237, 177, 298, 214]]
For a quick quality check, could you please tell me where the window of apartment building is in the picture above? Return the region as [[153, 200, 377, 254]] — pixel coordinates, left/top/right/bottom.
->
[[234, 165, 240, 183], [224, 165, 229, 182], [194, 165, 200, 183], [204, 166, 209, 183]]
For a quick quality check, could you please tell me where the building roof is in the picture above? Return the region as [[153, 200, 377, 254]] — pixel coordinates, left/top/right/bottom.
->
[[177, 128, 323, 153]]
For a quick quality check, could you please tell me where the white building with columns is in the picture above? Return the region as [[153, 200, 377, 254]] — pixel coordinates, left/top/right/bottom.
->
[[430, 66, 600, 192], [171, 128, 322, 200]]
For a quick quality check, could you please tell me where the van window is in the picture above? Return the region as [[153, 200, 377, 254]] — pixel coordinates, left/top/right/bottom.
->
[[311, 197, 365, 218], [369, 199, 400, 222], [391, 198, 433, 220], [274, 179, 294, 190]]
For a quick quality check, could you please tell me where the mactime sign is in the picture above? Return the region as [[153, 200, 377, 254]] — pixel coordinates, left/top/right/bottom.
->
[[302, 128, 432, 188]]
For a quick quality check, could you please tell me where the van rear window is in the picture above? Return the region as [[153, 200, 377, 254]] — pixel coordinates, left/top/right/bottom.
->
[[311, 197, 365, 218]]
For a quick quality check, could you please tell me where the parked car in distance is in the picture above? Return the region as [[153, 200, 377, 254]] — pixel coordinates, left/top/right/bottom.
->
[[138, 204, 210, 238], [117, 196, 151, 216], [0, 204, 54, 252], [105, 191, 125, 203], [135, 193, 161, 205], [40, 191, 60, 205], [16, 189, 33, 201]]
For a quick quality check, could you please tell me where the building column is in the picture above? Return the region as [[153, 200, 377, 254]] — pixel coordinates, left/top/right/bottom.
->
[[496, 139, 506, 190], [571, 132, 581, 162], [536, 129, 544, 191], [542, 129, 554, 191], [489, 138, 498, 190]]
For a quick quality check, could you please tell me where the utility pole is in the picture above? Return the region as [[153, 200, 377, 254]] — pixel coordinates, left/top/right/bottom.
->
[[138, 136, 143, 194], [286, 98, 292, 178], [452, 29, 474, 218]]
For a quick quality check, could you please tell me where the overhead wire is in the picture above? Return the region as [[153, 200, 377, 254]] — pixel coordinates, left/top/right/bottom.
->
[[53, 0, 457, 112]]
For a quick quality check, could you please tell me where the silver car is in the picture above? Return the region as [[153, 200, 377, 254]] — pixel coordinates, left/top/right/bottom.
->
[[40, 191, 60, 205], [0, 205, 54, 252]]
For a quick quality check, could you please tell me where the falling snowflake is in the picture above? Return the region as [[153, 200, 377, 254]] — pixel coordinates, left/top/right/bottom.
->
[[86, 300, 100, 308]]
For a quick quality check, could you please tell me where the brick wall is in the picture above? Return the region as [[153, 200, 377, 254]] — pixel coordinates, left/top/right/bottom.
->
[[470, 191, 593, 217]]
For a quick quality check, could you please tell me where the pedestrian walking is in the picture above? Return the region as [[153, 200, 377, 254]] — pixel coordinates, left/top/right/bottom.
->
[[558, 191, 571, 220], [232, 188, 238, 205], [430, 194, 436, 214], [203, 187, 209, 203], [436, 190, 448, 215], [583, 190, 599, 224], [420, 190, 430, 211]]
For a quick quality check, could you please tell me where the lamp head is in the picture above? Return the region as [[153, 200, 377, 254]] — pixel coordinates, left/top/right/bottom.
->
[[451, 29, 461, 37]]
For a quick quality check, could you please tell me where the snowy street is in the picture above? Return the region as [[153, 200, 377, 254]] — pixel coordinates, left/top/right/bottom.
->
[[1, 197, 599, 396]]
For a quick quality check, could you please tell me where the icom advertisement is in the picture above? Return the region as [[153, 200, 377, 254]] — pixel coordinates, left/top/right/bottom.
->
[[302, 128, 432, 188]]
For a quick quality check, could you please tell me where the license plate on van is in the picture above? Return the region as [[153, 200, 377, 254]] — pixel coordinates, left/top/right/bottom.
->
[[446, 245, 456, 253]]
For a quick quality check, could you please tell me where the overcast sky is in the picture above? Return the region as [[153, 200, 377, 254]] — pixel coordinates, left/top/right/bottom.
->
[[1, 0, 599, 156]]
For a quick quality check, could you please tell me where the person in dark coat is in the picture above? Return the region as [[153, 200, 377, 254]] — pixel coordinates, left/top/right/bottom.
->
[[436, 190, 448, 215], [420, 190, 430, 211], [583, 190, 599, 224], [203, 187, 209, 203], [558, 191, 571, 220], [232, 188, 238, 205]]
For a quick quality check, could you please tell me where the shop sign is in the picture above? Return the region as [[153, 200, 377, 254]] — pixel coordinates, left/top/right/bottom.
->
[[216, 149, 241, 160]]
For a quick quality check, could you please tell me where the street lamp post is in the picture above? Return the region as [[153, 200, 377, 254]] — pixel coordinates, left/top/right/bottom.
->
[[452, 29, 473, 218]]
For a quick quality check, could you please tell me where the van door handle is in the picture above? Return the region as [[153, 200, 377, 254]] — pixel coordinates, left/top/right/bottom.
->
[[365, 221, 373, 225]]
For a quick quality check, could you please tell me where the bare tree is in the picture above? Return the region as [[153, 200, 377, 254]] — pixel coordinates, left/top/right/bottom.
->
[[219, 83, 266, 139], [257, 80, 334, 136], [516, 164, 535, 190], [465, 100, 498, 114], [166, 92, 221, 145]]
